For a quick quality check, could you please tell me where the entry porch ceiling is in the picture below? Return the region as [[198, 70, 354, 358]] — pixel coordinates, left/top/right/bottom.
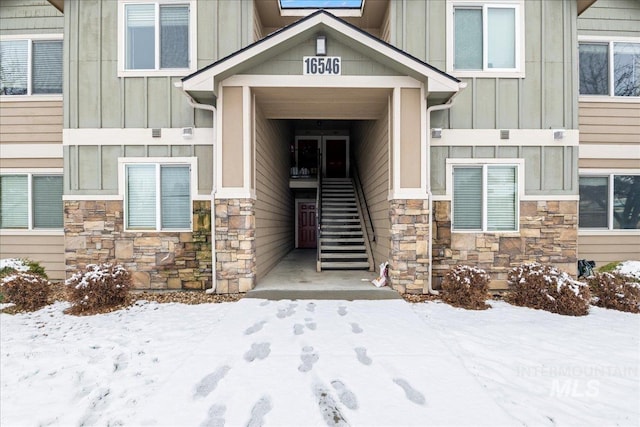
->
[[253, 87, 390, 120]]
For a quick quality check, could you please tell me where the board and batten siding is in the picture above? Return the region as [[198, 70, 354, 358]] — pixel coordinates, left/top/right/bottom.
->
[[578, 235, 640, 267], [352, 107, 391, 268], [0, 100, 63, 145], [254, 105, 294, 282], [0, 234, 65, 280], [0, 0, 63, 34], [63, 0, 254, 131], [391, 0, 579, 131], [577, 0, 640, 37]]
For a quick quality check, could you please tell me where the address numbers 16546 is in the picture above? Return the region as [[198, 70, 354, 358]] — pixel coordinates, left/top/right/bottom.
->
[[303, 56, 341, 75]]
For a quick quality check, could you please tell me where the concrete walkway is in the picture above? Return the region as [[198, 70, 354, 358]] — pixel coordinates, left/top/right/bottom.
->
[[246, 249, 401, 300]]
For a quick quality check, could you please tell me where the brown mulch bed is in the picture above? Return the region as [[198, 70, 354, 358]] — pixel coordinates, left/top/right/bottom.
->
[[1, 282, 243, 316]]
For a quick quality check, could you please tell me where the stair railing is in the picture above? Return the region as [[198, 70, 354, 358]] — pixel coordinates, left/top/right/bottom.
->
[[316, 148, 322, 272], [351, 161, 375, 272], [351, 160, 375, 243]]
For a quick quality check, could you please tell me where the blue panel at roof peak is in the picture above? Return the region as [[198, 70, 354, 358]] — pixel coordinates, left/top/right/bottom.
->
[[280, 0, 363, 9]]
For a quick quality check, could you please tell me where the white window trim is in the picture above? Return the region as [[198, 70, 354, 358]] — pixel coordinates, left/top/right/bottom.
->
[[118, 157, 197, 232], [578, 35, 640, 101], [117, 0, 197, 77], [446, 158, 524, 233], [0, 33, 63, 99], [0, 169, 64, 231], [578, 170, 640, 232], [446, 0, 525, 78]]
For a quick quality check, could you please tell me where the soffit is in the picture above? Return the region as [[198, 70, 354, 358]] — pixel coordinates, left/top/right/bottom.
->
[[253, 87, 391, 120]]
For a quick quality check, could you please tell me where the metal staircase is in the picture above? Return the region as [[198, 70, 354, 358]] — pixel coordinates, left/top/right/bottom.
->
[[317, 178, 373, 271]]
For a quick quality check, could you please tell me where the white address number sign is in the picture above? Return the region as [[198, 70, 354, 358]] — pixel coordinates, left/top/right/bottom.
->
[[303, 56, 341, 75]]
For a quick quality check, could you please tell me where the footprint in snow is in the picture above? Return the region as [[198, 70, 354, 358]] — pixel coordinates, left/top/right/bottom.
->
[[194, 366, 231, 399], [259, 300, 270, 306], [354, 347, 372, 366], [306, 302, 316, 312], [293, 324, 305, 335], [113, 353, 129, 373], [305, 320, 317, 331], [245, 320, 267, 335], [393, 378, 426, 406], [276, 303, 297, 319], [298, 346, 319, 373], [337, 306, 347, 316], [350, 323, 363, 334], [246, 396, 272, 427], [244, 343, 271, 362], [331, 380, 358, 410], [200, 404, 226, 427], [314, 386, 349, 427]]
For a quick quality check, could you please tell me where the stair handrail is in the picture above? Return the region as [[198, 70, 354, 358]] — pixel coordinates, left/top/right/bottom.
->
[[351, 160, 375, 243], [316, 148, 322, 272], [350, 163, 375, 272]]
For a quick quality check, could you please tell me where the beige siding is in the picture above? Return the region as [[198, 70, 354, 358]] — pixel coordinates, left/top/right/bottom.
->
[[253, 0, 264, 42], [352, 109, 391, 267], [254, 105, 294, 282], [0, 234, 65, 280], [578, 0, 640, 37], [578, 101, 640, 145], [0, 0, 63, 34], [578, 234, 640, 267], [380, 1, 391, 44], [221, 87, 244, 188], [0, 100, 63, 144]]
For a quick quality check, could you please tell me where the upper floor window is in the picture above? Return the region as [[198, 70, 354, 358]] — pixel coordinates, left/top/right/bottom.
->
[[279, 0, 363, 8], [447, 1, 524, 77], [118, 1, 196, 77], [579, 40, 640, 98], [0, 174, 63, 229], [0, 37, 63, 96], [579, 174, 639, 230], [452, 164, 519, 232]]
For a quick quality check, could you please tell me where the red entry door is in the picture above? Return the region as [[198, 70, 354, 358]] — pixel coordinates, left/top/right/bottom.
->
[[298, 202, 317, 248]]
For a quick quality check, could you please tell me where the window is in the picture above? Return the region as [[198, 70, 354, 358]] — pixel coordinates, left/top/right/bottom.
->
[[579, 41, 640, 97], [0, 174, 63, 229], [125, 164, 191, 230], [0, 37, 63, 96], [579, 174, 640, 230], [119, 1, 195, 76], [453, 165, 518, 231], [448, 1, 523, 76]]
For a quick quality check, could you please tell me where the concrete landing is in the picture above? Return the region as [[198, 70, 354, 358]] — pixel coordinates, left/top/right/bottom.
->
[[246, 249, 400, 300]]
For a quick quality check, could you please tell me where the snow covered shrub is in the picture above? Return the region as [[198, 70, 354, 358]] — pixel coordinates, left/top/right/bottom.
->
[[1, 273, 51, 311], [506, 263, 590, 316], [0, 258, 47, 279], [587, 272, 640, 313], [441, 265, 491, 310], [66, 263, 131, 313]]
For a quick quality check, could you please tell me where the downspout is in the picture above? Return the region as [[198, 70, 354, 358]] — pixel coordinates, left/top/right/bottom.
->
[[174, 82, 218, 294], [426, 83, 466, 295]]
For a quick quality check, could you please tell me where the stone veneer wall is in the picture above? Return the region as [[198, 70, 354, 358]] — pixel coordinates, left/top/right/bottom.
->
[[388, 199, 430, 294], [432, 200, 578, 289], [64, 200, 212, 290], [214, 198, 256, 294]]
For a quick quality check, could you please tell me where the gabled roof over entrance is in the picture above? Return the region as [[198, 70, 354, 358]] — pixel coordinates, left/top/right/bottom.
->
[[180, 10, 464, 105]]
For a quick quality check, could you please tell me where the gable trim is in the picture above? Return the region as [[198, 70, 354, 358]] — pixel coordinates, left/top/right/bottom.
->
[[181, 10, 462, 96]]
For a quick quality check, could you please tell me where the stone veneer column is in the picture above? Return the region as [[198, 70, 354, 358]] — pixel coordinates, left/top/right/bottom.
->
[[388, 199, 430, 294], [214, 198, 256, 293]]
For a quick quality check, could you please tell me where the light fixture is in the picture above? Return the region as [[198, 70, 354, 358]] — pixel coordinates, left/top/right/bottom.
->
[[316, 35, 326, 56], [431, 128, 442, 138], [553, 129, 565, 140]]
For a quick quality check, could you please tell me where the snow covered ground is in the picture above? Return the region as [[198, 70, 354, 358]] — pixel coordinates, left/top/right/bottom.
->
[[1, 298, 638, 427]]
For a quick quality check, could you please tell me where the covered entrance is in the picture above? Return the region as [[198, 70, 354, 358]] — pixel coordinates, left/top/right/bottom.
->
[[177, 10, 464, 293]]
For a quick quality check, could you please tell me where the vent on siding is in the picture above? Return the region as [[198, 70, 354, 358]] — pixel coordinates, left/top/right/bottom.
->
[[152, 128, 161, 138], [182, 127, 193, 139], [500, 130, 510, 140]]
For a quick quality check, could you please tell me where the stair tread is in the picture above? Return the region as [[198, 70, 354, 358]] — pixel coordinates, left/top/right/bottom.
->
[[320, 261, 370, 269], [321, 253, 368, 259], [320, 238, 364, 242]]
